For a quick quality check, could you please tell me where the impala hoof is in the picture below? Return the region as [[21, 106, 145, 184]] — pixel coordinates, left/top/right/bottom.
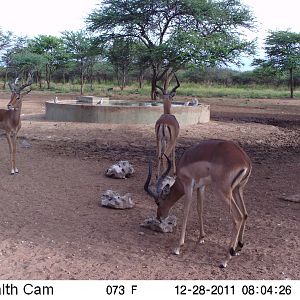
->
[[236, 241, 244, 252], [219, 262, 227, 268], [172, 247, 180, 255]]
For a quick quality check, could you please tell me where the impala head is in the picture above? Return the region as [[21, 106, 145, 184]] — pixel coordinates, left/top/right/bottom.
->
[[8, 74, 33, 110], [144, 155, 173, 219], [155, 71, 180, 101]]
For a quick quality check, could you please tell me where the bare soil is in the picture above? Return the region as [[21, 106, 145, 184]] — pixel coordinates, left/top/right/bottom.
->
[[0, 92, 299, 280]]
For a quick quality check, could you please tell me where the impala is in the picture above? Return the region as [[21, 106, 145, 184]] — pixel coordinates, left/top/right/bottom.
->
[[0, 75, 32, 174], [155, 71, 180, 177], [144, 139, 252, 268]]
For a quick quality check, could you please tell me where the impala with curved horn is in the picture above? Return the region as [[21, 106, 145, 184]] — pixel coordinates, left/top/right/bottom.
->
[[155, 71, 180, 177], [144, 139, 252, 268], [0, 74, 33, 174]]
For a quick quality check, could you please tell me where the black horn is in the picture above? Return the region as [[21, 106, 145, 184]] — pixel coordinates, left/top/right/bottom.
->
[[170, 72, 180, 95], [144, 160, 159, 200]]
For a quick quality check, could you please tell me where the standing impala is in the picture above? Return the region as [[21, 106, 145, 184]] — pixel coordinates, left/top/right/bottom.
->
[[0, 75, 32, 174], [155, 72, 180, 177], [144, 139, 252, 268]]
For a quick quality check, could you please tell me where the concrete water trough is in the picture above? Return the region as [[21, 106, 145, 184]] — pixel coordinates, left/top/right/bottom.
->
[[45, 96, 210, 125]]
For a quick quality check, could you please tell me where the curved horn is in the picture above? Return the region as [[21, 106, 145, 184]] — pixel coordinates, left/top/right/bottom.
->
[[8, 82, 15, 92], [19, 72, 33, 92], [144, 161, 159, 200], [170, 72, 180, 94], [155, 68, 169, 94], [156, 154, 172, 195]]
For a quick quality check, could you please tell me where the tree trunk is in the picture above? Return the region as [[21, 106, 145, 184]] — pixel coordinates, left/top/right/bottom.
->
[[289, 67, 294, 99], [46, 64, 51, 89], [80, 59, 84, 95], [90, 64, 94, 91], [120, 68, 126, 91], [2, 68, 8, 90], [151, 65, 159, 100], [138, 71, 144, 89]]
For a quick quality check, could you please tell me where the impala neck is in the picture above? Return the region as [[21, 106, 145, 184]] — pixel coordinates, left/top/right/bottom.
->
[[163, 98, 172, 114], [11, 100, 22, 113]]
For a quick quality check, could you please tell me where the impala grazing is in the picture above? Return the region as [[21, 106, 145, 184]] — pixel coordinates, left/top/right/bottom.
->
[[0, 75, 32, 174], [155, 72, 180, 177], [144, 139, 252, 268]]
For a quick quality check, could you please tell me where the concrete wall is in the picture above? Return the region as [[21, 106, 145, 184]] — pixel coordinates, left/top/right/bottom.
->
[[45, 100, 210, 125]]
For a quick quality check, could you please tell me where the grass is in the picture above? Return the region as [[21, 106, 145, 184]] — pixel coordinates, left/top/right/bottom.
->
[[2, 81, 299, 99]]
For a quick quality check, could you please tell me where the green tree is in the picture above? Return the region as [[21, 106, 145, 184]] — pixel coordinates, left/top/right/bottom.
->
[[0, 28, 12, 51], [87, 0, 256, 99], [1, 36, 30, 89], [28, 35, 65, 89], [254, 30, 300, 98], [10, 51, 47, 84], [107, 38, 135, 90], [62, 30, 98, 95]]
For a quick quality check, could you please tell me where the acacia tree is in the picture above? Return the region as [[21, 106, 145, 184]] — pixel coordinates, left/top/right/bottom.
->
[[1, 35, 29, 89], [28, 35, 65, 89], [10, 51, 47, 85], [62, 30, 98, 95], [0, 29, 12, 51], [87, 0, 256, 99], [1, 30, 14, 89], [107, 38, 136, 90], [255, 31, 300, 98]]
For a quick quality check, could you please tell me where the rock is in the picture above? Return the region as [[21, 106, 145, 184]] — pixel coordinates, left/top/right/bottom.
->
[[140, 215, 177, 233], [105, 160, 134, 179], [101, 190, 134, 209], [20, 139, 32, 148]]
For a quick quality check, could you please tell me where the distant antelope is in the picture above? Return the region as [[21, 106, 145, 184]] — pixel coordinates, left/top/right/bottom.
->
[[145, 139, 252, 268], [155, 71, 180, 177], [0, 74, 32, 174]]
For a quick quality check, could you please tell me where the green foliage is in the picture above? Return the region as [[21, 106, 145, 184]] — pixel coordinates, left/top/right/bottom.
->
[[62, 30, 101, 94], [28, 35, 66, 88], [87, 0, 256, 98], [107, 38, 136, 89], [254, 30, 300, 98], [10, 51, 47, 74], [0, 29, 13, 50], [264, 31, 300, 70]]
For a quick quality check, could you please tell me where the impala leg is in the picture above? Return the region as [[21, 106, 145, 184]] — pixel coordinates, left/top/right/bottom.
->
[[157, 138, 166, 178], [173, 185, 193, 255], [216, 189, 243, 268], [233, 185, 248, 252], [172, 146, 176, 176], [12, 132, 19, 174], [5, 133, 15, 175], [157, 139, 162, 179], [163, 142, 176, 176], [196, 186, 206, 243]]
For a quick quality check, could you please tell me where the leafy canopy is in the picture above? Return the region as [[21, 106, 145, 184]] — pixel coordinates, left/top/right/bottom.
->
[[264, 30, 300, 70], [86, 0, 256, 69]]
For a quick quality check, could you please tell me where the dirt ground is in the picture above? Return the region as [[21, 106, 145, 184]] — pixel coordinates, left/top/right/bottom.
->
[[0, 91, 299, 280]]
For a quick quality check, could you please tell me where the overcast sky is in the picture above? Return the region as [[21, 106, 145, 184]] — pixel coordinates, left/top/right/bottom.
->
[[1, 0, 299, 69]]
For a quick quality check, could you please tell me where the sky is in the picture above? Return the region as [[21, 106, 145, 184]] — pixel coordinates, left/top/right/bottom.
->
[[0, 0, 100, 37], [1, 0, 299, 69]]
